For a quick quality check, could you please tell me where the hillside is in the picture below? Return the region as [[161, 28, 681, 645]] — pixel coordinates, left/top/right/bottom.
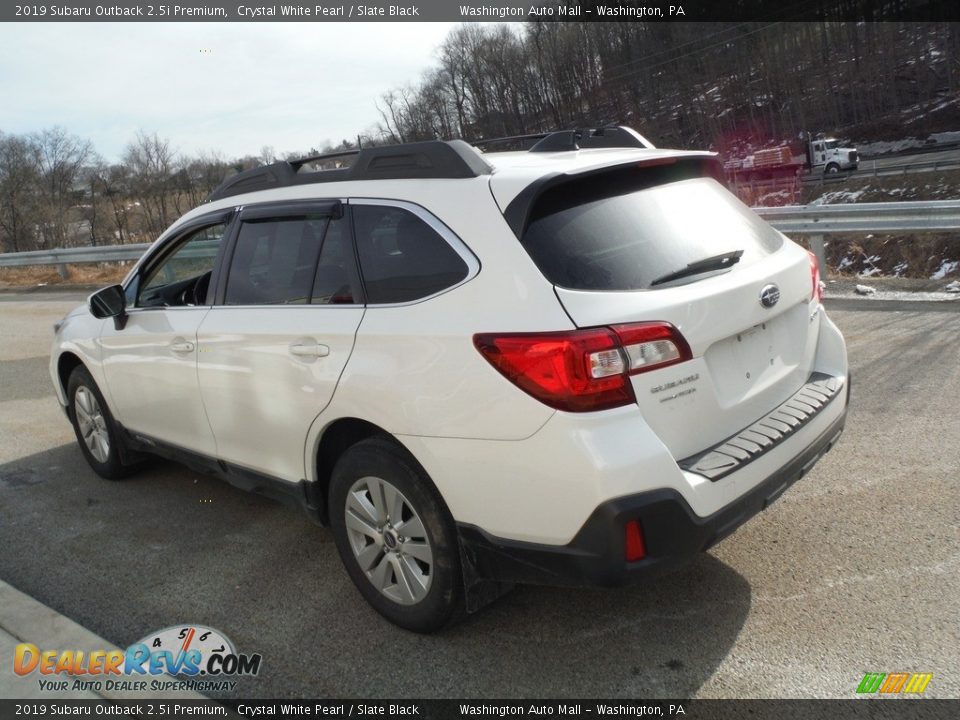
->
[[375, 23, 960, 156]]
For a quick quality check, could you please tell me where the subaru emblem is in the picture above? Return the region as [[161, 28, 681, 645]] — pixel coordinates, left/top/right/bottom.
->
[[760, 284, 780, 308]]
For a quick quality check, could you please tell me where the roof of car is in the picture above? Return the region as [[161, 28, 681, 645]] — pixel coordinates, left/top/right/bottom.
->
[[180, 129, 718, 240]]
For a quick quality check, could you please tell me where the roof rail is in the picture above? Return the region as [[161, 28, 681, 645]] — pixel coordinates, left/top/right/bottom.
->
[[207, 139, 493, 202], [472, 125, 655, 154], [472, 132, 550, 152]]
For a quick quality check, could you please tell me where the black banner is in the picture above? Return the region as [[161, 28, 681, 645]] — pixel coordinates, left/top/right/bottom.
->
[[3, 0, 958, 23]]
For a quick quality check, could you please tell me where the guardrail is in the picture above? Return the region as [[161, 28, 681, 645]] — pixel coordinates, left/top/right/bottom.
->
[[0, 240, 218, 279], [0, 244, 150, 274], [755, 200, 960, 271], [1, 201, 959, 279]]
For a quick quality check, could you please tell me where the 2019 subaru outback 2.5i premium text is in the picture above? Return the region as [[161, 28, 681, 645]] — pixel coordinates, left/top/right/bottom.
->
[[51, 126, 848, 632]]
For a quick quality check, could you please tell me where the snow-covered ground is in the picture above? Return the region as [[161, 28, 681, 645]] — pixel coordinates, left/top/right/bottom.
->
[[857, 130, 960, 158], [809, 188, 871, 205], [827, 288, 960, 302], [932, 259, 960, 280], [824, 278, 960, 302]]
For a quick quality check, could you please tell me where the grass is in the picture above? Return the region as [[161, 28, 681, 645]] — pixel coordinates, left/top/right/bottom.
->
[[0, 262, 131, 288]]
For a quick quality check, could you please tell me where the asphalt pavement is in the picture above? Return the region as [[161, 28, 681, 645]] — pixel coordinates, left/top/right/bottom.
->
[[0, 290, 957, 699]]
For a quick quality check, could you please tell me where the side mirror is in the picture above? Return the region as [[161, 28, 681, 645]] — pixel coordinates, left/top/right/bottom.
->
[[89, 285, 128, 329]]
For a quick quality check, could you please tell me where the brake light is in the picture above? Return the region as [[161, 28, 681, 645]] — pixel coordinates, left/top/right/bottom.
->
[[474, 322, 691, 413], [808, 250, 824, 303]]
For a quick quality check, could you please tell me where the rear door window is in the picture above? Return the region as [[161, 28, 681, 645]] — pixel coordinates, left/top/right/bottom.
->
[[521, 168, 783, 291], [224, 217, 327, 305]]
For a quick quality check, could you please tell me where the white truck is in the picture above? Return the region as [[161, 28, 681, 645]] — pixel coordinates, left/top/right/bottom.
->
[[725, 136, 859, 180]]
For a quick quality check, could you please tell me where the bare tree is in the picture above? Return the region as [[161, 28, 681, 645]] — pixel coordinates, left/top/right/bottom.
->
[[30, 127, 92, 247], [123, 131, 177, 237], [0, 132, 41, 252]]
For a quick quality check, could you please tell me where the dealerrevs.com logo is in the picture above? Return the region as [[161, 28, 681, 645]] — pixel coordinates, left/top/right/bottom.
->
[[13, 624, 262, 694]]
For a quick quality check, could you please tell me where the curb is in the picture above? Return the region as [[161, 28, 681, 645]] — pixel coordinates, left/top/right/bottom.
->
[[0, 580, 205, 701]]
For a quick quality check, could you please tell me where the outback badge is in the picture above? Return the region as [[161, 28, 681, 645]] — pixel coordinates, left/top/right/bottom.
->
[[760, 283, 780, 308]]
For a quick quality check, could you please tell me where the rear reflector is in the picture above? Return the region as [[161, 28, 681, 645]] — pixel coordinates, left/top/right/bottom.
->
[[625, 519, 647, 562], [474, 322, 691, 413]]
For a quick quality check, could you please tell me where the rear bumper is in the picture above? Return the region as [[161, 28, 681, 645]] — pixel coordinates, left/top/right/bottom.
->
[[458, 404, 846, 587]]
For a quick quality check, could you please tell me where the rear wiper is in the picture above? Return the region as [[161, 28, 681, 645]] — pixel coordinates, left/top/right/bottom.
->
[[649, 249, 744, 287]]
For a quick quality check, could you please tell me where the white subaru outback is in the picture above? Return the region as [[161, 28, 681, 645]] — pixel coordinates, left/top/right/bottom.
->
[[50, 127, 848, 632]]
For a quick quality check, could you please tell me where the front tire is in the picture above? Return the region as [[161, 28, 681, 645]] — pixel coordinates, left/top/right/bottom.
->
[[329, 438, 463, 632], [67, 366, 135, 480], [825, 163, 840, 174]]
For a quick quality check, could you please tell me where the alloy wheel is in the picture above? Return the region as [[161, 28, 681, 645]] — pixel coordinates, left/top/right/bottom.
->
[[74, 386, 110, 463], [344, 475, 433, 605]]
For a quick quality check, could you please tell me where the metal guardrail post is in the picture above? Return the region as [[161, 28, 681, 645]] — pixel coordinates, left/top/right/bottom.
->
[[809, 234, 827, 274], [57, 264, 69, 280]]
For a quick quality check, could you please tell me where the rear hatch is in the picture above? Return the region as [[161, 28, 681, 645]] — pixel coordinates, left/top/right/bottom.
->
[[510, 159, 821, 460]]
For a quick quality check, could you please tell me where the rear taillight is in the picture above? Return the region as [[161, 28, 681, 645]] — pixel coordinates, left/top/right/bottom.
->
[[808, 250, 824, 303], [474, 322, 691, 413]]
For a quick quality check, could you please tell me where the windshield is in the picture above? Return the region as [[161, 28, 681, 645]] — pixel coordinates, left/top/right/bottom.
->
[[825, 140, 838, 149], [520, 169, 783, 291]]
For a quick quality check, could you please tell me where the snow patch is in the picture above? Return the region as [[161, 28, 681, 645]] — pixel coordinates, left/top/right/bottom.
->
[[931, 259, 959, 280], [811, 188, 870, 205], [856, 126, 960, 157]]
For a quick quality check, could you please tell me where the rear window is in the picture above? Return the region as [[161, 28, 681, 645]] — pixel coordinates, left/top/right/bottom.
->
[[521, 167, 783, 291]]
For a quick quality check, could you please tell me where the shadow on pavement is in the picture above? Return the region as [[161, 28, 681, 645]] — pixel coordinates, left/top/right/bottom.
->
[[0, 444, 752, 698]]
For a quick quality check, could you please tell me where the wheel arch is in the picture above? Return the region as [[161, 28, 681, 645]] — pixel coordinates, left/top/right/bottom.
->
[[310, 417, 395, 525], [56, 351, 85, 405]]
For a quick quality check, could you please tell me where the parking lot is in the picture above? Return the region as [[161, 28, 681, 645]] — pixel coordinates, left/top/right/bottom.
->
[[0, 290, 958, 698]]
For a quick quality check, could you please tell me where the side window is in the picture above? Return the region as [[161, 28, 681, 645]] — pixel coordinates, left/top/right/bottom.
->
[[311, 216, 360, 305], [138, 223, 226, 308], [353, 205, 468, 304], [224, 217, 327, 305]]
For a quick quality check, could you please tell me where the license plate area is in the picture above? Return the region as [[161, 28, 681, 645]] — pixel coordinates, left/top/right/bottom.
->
[[704, 302, 808, 407], [732, 323, 775, 382]]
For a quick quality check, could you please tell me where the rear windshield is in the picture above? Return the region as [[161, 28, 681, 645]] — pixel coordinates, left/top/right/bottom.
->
[[520, 166, 783, 291]]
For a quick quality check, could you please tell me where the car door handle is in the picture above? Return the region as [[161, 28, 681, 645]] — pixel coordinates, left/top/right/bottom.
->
[[289, 342, 330, 358], [170, 340, 195, 353]]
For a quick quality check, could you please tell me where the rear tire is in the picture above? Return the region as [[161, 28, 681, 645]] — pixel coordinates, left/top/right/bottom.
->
[[329, 437, 464, 633], [67, 366, 136, 480]]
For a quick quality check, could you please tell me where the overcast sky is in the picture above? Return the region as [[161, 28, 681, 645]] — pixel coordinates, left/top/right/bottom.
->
[[0, 23, 469, 162]]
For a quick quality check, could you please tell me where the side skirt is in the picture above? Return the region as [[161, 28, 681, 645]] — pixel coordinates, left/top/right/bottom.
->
[[116, 424, 326, 525]]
